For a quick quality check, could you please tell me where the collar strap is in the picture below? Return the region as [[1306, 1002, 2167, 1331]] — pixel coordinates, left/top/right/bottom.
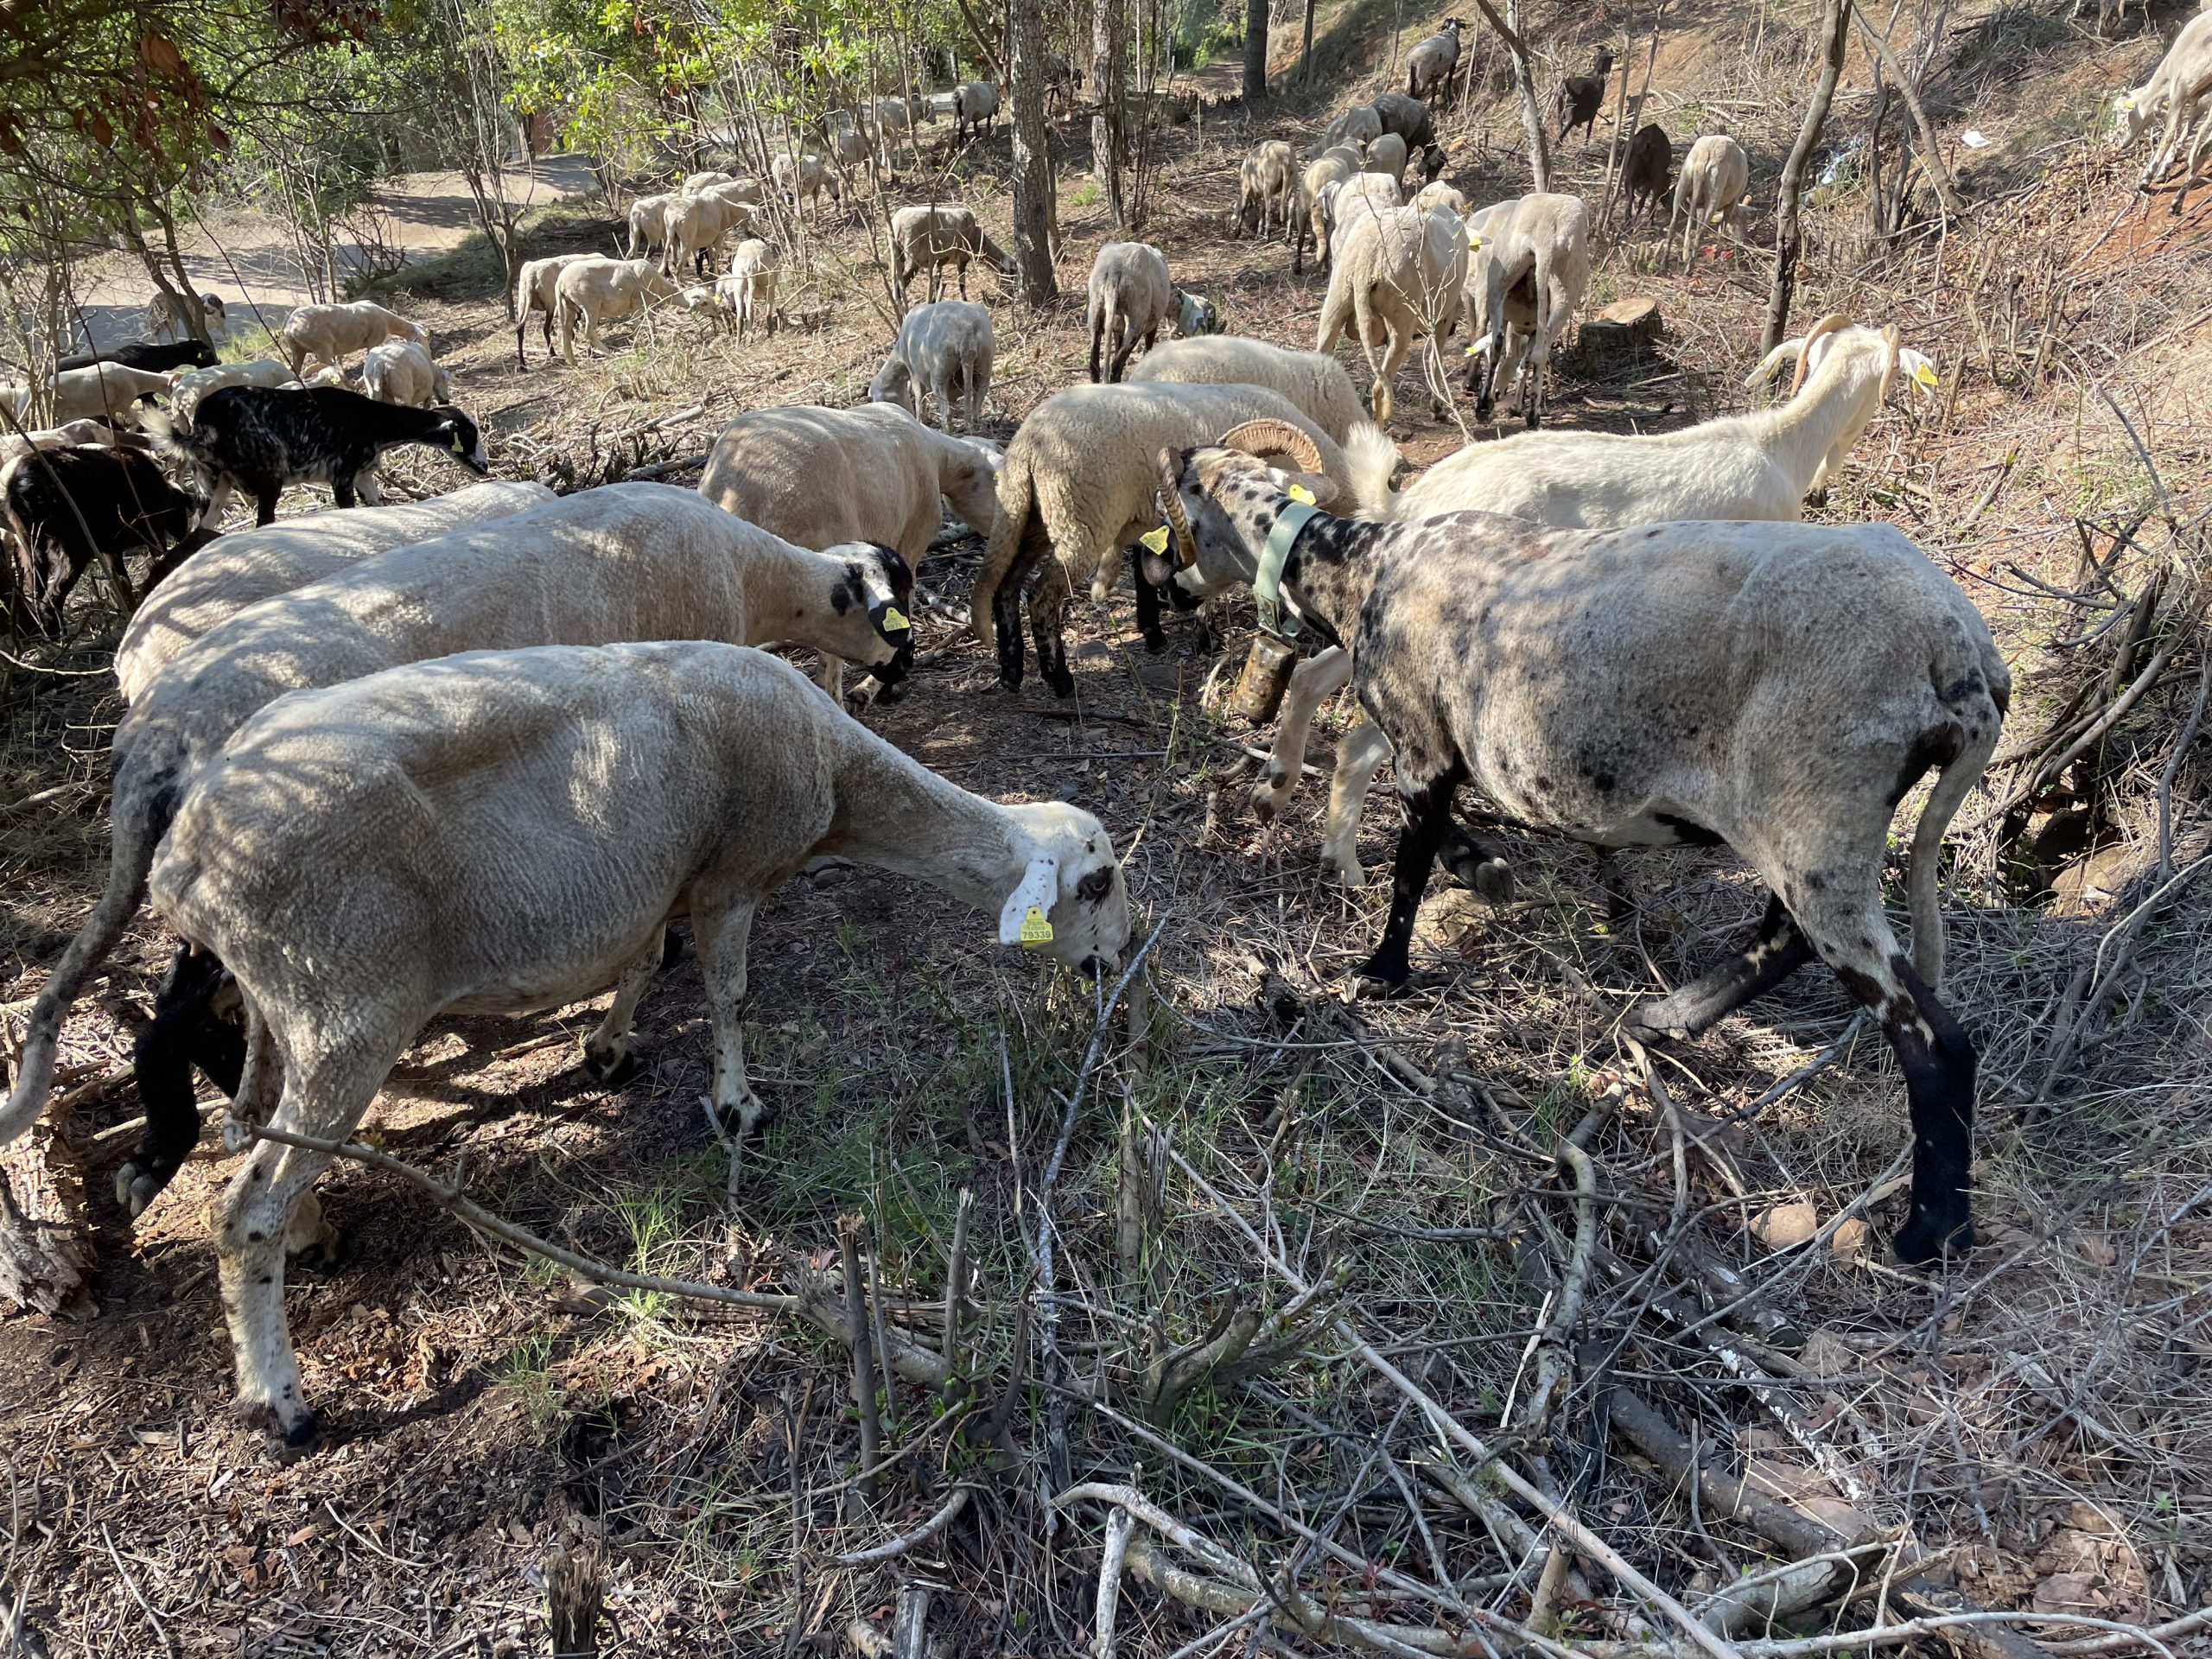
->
[[1255, 499, 1320, 639]]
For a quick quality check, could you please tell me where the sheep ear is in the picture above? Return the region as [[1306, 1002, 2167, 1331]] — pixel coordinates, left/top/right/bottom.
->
[[1745, 340, 1802, 388], [997, 853, 1061, 946]]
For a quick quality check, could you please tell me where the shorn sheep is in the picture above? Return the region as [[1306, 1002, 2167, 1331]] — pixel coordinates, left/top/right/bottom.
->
[[1294, 144, 1363, 270], [624, 190, 682, 261], [554, 256, 702, 361], [276, 301, 423, 378], [1263, 316, 1942, 887], [360, 339, 453, 407], [772, 149, 842, 220], [890, 205, 1016, 301], [1669, 132, 1752, 267], [1363, 132, 1412, 187], [147, 639, 1130, 1446], [714, 239, 782, 340], [1087, 242, 1181, 382], [1313, 102, 1384, 156], [114, 481, 554, 702], [168, 358, 302, 417], [1462, 191, 1591, 427], [1151, 419, 2007, 1268], [1314, 200, 1467, 424], [951, 80, 1001, 141], [146, 385, 487, 526], [0, 445, 207, 634], [2113, 11, 2212, 213], [0, 487, 918, 1211], [1129, 335, 1366, 442], [48, 363, 177, 427], [512, 252, 600, 367], [968, 381, 1362, 692], [869, 299, 994, 432], [1407, 18, 1463, 100], [1234, 140, 1299, 240]]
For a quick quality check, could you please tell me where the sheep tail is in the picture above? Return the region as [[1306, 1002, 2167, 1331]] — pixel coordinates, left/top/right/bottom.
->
[[1906, 643, 2009, 990], [0, 768, 177, 1144], [1344, 422, 1402, 518], [970, 450, 1031, 653]]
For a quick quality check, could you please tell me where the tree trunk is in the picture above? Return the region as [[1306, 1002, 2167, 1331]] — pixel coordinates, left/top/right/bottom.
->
[[1243, 0, 1268, 100], [1762, 0, 1853, 352], [1851, 2, 1963, 221], [1300, 0, 1316, 83], [1092, 0, 1128, 224], [1008, 0, 1059, 303], [1475, 0, 1550, 192]]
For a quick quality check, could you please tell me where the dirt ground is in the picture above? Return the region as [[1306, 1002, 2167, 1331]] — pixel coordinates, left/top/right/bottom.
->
[[2, 0, 2210, 1652]]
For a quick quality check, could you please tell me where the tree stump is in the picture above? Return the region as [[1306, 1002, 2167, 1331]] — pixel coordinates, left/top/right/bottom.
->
[[1575, 296, 1663, 367], [0, 1099, 95, 1317]]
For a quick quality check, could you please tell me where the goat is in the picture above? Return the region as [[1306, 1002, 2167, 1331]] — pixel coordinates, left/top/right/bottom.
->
[[56, 340, 216, 374], [1555, 46, 1617, 143], [146, 290, 228, 342], [1623, 122, 1673, 222], [0, 445, 207, 633]]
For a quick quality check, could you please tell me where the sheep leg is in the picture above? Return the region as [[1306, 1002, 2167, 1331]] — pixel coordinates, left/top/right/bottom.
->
[[817, 653, 848, 701], [691, 896, 766, 1147], [1253, 645, 1353, 823], [1028, 556, 1077, 698], [119, 944, 245, 1216], [580, 935, 667, 1087], [1319, 715, 1395, 887], [1624, 892, 1815, 1041], [1133, 557, 1166, 652], [1353, 764, 1464, 990]]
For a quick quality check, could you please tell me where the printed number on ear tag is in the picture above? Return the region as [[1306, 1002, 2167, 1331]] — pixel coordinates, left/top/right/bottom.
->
[[1019, 906, 1054, 946], [1139, 524, 1171, 553], [880, 605, 910, 631], [1913, 363, 1939, 389], [1287, 483, 1315, 505]]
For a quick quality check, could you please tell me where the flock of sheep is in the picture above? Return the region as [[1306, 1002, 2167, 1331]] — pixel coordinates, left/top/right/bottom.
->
[[0, 3, 2204, 1449]]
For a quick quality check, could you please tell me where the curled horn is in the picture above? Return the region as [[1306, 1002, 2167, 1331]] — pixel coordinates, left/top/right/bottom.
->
[[1217, 418, 1324, 475], [1878, 322, 1901, 403], [1154, 446, 1199, 569], [1788, 313, 1851, 396]]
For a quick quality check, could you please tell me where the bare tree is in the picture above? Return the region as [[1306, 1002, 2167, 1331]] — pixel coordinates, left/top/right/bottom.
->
[[1243, 0, 1268, 100], [1474, 0, 1551, 192], [1762, 0, 1853, 352], [1092, 0, 1128, 224], [1009, 0, 1059, 302]]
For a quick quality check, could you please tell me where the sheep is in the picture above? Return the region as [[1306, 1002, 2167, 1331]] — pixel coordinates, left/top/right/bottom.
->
[[625, 190, 683, 260], [56, 339, 216, 373], [114, 480, 554, 702], [1462, 190, 1591, 428], [0, 419, 143, 466], [664, 188, 754, 276], [1234, 140, 1300, 240], [817, 112, 878, 184], [713, 240, 781, 340], [1370, 90, 1440, 154], [1295, 145, 1366, 270], [772, 149, 842, 220], [1152, 419, 2007, 1268], [952, 80, 1001, 142], [890, 205, 1016, 300], [1412, 181, 1468, 215], [1407, 18, 1463, 101], [51, 363, 178, 427], [169, 359, 297, 416], [143, 637, 1128, 1446], [1555, 46, 1617, 143], [869, 299, 994, 431], [360, 339, 453, 408], [146, 290, 227, 342], [276, 301, 423, 378], [1363, 132, 1412, 187], [1129, 336, 1366, 442], [1312, 102, 1384, 157], [512, 252, 601, 367], [0, 445, 207, 634], [966, 381, 1362, 693], [552, 256, 701, 361], [1623, 122, 1673, 223], [1268, 317, 1941, 887], [2117, 12, 2212, 211], [0, 486, 923, 1212], [1313, 200, 1467, 424], [144, 385, 488, 527], [681, 168, 738, 194], [1086, 242, 1181, 382], [1669, 132, 1751, 268]]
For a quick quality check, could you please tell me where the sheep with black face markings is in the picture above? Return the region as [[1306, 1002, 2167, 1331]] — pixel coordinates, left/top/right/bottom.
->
[[0, 486, 918, 1218], [147, 638, 1130, 1448], [1149, 417, 2007, 1268]]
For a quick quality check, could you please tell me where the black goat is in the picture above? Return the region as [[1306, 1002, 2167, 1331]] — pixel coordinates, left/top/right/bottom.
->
[[1554, 46, 1617, 144], [0, 445, 207, 633], [1624, 122, 1673, 222], [150, 385, 488, 527], [1370, 89, 1439, 154], [56, 339, 219, 374]]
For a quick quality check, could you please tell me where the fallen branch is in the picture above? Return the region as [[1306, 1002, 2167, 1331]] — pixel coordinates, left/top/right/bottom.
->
[[834, 1485, 976, 1567]]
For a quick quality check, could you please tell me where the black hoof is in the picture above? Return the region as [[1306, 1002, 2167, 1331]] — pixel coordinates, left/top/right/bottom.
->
[[1046, 668, 1077, 699], [1892, 1211, 1975, 1268], [659, 925, 690, 970], [1440, 843, 1513, 904], [581, 1043, 640, 1089], [1141, 627, 1168, 654], [279, 1414, 326, 1458]]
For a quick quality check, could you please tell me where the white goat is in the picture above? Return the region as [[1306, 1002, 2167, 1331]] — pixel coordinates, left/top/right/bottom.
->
[[1669, 133, 1751, 268]]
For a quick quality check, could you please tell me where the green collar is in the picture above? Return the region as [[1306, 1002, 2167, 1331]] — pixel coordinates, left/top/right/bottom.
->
[[1255, 499, 1319, 638]]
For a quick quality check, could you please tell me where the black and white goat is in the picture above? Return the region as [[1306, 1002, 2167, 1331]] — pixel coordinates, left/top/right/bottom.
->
[[1147, 419, 2008, 1266], [147, 385, 487, 526], [1, 445, 207, 633], [56, 339, 219, 374]]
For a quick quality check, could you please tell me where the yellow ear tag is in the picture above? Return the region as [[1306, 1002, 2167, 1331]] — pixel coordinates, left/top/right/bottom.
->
[[1019, 905, 1053, 945], [1287, 483, 1315, 505], [1138, 524, 1171, 553], [1913, 362, 1938, 389], [880, 605, 910, 630], [1466, 229, 1482, 249]]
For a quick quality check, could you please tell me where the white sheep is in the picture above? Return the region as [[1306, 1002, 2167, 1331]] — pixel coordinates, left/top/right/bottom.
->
[[168, 359, 296, 418], [359, 339, 453, 408], [772, 149, 842, 220], [114, 481, 554, 702], [1312, 102, 1383, 157], [1462, 190, 1590, 427], [664, 188, 754, 276], [1085, 241, 1179, 382], [1294, 144, 1365, 270], [681, 168, 738, 194], [890, 205, 1016, 300], [1234, 140, 1299, 240], [1412, 181, 1467, 215], [2114, 12, 2212, 209], [0, 486, 919, 1183], [713, 240, 781, 340], [149, 637, 1129, 1446], [276, 301, 423, 378], [553, 257, 702, 361], [625, 190, 683, 261], [0, 419, 141, 466], [147, 290, 228, 341], [1267, 315, 1941, 887], [1669, 133, 1751, 268], [1155, 422, 2006, 1268], [869, 299, 994, 431], [49, 363, 178, 426], [1363, 132, 1411, 187], [512, 252, 601, 367], [1314, 200, 1466, 424], [951, 80, 1001, 141], [1128, 335, 1365, 442], [967, 381, 1367, 693]]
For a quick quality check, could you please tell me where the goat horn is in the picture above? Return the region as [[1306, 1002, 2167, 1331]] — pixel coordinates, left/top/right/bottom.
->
[[1154, 447, 1199, 570], [1788, 313, 1852, 396], [1217, 418, 1324, 475]]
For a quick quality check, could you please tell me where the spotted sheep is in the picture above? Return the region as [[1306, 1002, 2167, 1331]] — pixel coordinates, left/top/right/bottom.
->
[[140, 638, 1131, 1447], [1149, 417, 2008, 1266], [0, 486, 918, 1210]]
